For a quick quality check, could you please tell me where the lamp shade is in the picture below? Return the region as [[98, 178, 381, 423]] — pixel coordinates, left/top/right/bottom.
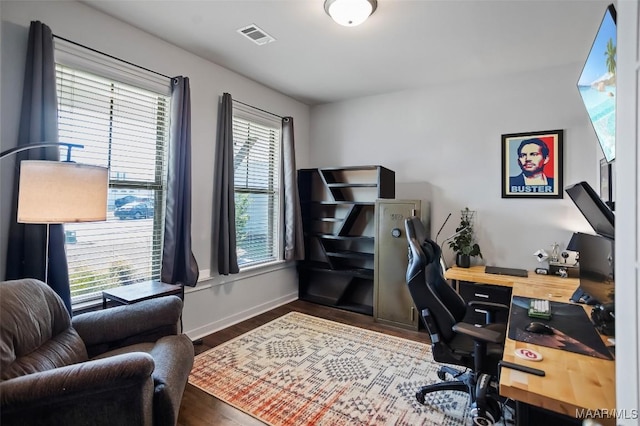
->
[[324, 0, 377, 27], [17, 160, 108, 223]]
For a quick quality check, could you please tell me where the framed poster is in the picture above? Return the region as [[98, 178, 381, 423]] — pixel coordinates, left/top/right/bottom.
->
[[501, 129, 564, 199]]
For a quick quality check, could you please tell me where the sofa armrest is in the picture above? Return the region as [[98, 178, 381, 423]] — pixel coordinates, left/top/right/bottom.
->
[[0, 353, 155, 426], [72, 296, 183, 357], [150, 334, 195, 426]]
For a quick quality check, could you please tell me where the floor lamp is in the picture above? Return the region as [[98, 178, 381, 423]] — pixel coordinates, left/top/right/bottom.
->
[[2, 143, 108, 283]]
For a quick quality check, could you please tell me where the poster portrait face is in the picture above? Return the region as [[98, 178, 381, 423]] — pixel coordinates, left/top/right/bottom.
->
[[501, 130, 564, 199]]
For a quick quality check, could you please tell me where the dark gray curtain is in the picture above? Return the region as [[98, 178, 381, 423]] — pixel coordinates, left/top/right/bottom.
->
[[212, 93, 239, 275], [5, 21, 72, 314], [161, 76, 199, 286], [282, 117, 304, 261]]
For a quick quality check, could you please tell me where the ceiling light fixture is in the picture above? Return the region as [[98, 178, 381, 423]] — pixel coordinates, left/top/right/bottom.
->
[[324, 0, 377, 27]]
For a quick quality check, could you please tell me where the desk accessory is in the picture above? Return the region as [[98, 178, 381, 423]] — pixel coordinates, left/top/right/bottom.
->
[[570, 287, 596, 304], [549, 262, 579, 278], [550, 242, 560, 262], [514, 348, 543, 361], [533, 248, 549, 262], [499, 360, 546, 376], [528, 299, 551, 319], [484, 266, 528, 277], [509, 296, 613, 360]]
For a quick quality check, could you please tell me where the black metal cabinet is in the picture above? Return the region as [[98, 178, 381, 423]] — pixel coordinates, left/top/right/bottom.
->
[[297, 166, 395, 315], [458, 281, 512, 326]]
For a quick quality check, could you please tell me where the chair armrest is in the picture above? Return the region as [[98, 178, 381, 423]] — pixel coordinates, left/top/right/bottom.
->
[[467, 301, 510, 324], [0, 353, 155, 425], [72, 296, 183, 357], [452, 322, 503, 344]]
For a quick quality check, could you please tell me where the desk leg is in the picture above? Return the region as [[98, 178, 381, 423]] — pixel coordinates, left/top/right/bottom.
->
[[515, 401, 530, 426], [102, 295, 107, 310]]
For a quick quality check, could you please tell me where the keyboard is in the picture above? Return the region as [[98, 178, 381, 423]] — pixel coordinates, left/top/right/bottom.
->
[[485, 266, 528, 277], [528, 299, 552, 320]]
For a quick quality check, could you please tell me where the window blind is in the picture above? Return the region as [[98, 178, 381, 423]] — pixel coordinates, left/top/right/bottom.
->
[[232, 103, 282, 268], [55, 64, 170, 305]]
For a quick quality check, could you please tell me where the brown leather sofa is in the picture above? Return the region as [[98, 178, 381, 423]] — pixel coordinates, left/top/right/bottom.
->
[[0, 278, 194, 426]]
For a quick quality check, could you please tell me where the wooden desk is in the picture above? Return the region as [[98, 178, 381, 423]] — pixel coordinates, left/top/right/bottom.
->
[[445, 265, 566, 288], [445, 266, 616, 424]]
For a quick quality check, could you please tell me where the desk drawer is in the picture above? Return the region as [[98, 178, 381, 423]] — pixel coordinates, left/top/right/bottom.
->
[[459, 281, 512, 326]]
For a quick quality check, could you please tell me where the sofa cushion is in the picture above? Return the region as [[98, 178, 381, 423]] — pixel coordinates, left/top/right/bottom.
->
[[0, 279, 88, 381]]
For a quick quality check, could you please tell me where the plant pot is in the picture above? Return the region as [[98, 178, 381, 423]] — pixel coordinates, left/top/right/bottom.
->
[[456, 253, 471, 268]]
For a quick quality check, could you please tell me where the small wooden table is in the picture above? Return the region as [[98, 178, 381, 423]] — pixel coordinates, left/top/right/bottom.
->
[[102, 280, 183, 309]]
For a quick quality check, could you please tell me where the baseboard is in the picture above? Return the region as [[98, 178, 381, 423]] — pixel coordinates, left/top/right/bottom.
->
[[185, 291, 298, 340]]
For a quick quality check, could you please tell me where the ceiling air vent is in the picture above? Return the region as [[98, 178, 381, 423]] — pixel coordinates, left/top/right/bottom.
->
[[237, 24, 276, 46]]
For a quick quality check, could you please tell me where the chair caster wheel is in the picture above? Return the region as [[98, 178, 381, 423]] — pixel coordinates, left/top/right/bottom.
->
[[416, 390, 426, 405]]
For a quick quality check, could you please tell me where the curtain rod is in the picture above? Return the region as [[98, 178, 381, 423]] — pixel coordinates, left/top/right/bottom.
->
[[53, 34, 171, 80], [233, 99, 284, 119], [53, 36, 288, 120]]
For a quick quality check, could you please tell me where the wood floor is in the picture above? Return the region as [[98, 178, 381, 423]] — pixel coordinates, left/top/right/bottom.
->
[[177, 300, 427, 426]]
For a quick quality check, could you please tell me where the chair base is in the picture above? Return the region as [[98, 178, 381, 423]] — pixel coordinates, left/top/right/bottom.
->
[[416, 367, 502, 425]]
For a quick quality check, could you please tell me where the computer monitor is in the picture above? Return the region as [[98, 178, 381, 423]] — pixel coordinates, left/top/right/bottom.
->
[[565, 181, 614, 240], [577, 232, 615, 335]]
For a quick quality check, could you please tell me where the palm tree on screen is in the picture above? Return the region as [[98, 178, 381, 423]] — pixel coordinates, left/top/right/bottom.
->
[[605, 38, 616, 76]]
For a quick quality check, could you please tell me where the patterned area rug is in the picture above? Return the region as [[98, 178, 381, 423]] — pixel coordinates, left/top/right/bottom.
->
[[189, 312, 473, 426]]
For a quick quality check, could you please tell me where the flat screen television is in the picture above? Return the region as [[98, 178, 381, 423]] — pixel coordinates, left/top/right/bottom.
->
[[565, 181, 614, 240], [577, 4, 616, 163]]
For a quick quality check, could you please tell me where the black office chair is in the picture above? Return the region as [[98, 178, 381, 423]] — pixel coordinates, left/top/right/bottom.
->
[[405, 216, 508, 425]]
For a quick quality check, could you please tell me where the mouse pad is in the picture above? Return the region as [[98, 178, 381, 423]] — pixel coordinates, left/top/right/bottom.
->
[[508, 296, 613, 360]]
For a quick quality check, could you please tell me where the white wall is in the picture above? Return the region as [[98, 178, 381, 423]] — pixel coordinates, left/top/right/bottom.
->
[[0, 0, 310, 339], [615, 0, 640, 422], [310, 64, 601, 270]]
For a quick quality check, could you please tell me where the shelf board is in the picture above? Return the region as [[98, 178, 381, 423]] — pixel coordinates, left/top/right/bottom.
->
[[335, 303, 373, 316], [300, 263, 374, 279], [299, 296, 372, 316], [307, 201, 374, 206], [314, 233, 374, 241], [313, 217, 344, 222], [319, 165, 382, 172], [301, 293, 340, 306], [326, 183, 377, 188], [325, 250, 373, 260]]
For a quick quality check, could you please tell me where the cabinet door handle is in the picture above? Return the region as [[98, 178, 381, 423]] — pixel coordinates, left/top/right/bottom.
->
[[474, 308, 489, 314], [474, 293, 490, 299]]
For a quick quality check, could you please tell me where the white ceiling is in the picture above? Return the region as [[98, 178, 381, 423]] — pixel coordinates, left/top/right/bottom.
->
[[80, 0, 610, 106]]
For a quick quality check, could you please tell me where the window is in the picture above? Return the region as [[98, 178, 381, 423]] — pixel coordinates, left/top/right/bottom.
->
[[55, 42, 170, 306], [232, 102, 282, 268]]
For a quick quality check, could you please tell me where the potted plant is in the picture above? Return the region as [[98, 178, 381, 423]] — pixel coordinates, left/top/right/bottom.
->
[[448, 208, 482, 268]]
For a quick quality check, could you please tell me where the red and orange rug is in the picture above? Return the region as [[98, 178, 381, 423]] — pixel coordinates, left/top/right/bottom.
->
[[189, 312, 477, 425]]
